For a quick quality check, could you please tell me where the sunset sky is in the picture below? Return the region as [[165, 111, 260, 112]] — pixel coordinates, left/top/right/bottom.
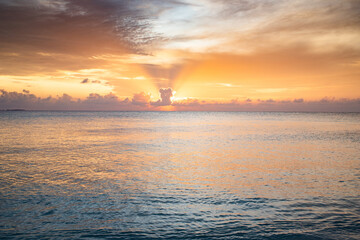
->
[[0, 0, 359, 111]]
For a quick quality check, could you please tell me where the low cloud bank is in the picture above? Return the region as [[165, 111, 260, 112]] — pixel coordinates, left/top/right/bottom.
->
[[0, 89, 138, 111], [1, 89, 359, 112], [172, 98, 360, 112]]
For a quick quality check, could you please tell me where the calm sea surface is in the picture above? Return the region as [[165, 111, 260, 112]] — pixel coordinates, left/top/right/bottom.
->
[[0, 112, 359, 239]]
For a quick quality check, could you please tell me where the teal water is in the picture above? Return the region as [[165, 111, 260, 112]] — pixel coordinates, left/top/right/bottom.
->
[[0, 112, 359, 239]]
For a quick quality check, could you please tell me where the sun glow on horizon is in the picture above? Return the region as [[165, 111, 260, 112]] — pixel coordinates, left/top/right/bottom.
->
[[0, 0, 359, 111]]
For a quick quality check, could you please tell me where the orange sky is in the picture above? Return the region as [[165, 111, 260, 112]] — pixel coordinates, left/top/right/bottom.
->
[[0, 0, 359, 111]]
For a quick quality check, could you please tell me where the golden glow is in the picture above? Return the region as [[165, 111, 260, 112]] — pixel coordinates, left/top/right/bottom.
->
[[0, 0, 359, 110], [2, 112, 358, 198]]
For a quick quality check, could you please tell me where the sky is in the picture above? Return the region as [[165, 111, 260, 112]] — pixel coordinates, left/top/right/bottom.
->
[[0, 0, 359, 111]]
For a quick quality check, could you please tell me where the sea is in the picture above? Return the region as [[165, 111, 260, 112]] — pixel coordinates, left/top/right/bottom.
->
[[0, 111, 359, 239]]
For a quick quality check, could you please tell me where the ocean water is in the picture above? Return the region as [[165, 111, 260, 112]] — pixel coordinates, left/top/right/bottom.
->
[[0, 111, 359, 239]]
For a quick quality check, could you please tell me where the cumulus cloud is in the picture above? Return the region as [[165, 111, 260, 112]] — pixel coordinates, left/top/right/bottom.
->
[[132, 92, 151, 106], [151, 88, 174, 106]]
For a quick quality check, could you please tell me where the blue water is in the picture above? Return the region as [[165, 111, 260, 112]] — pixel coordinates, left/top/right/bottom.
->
[[0, 112, 359, 239]]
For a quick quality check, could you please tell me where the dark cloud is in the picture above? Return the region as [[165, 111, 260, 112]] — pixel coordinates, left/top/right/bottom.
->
[[151, 88, 173, 106], [0, 0, 150, 54], [0, 0, 158, 75], [159, 88, 174, 105], [80, 79, 102, 84], [0, 0, 194, 58], [81, 78, 89, 84]]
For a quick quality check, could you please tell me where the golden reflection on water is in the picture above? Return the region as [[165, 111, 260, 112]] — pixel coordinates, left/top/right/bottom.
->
[[1, 112, 359, 200]]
